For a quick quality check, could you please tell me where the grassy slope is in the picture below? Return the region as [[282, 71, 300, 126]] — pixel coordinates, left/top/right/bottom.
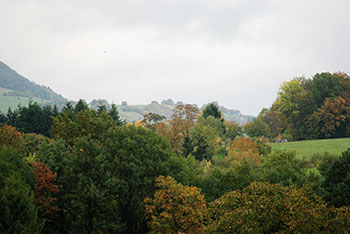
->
[[270, 138, 350, 158], [0, 87, 51, 113]]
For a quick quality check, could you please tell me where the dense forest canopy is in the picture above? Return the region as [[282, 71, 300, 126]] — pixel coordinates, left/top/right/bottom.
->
[[1, 72, 350, 233]]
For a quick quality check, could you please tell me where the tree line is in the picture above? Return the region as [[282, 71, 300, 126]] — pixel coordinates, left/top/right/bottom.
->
[[250, 72, 350, 140]]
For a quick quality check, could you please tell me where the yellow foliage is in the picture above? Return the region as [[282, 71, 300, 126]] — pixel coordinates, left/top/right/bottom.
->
[[25, 153, 37, 164]]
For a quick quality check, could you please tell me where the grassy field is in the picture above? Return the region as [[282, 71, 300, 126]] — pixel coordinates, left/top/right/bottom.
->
[[0, 87, 51, 113], [270, 138, 350, 158]]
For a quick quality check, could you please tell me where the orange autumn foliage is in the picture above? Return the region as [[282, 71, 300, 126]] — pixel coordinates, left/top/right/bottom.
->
[[226, 136, 261, 164], [228, 136, 259, 153], [0, 124, 23, 149], [144, 176, 207, 234], [310, 96, 350, 138], [155, 104, 199, 155], [32, 162, 58, 215]]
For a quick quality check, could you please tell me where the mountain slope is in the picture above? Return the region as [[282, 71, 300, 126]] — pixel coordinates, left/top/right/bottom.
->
[[0, 61, 68, 112]]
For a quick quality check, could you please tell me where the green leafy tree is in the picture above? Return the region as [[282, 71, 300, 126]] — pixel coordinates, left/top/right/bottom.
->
[[20, 133, 50, 156], [263, 105, 288, 139], [35, 140, 70, 233], [197, 115, 224, 137], [199, 159, 259, 202], [191, 123, 220, 161], [103, 125, 182, 234], [260, 150, 322, 191], [243, 117, 270, 138], [59, 137, 125, 233], [274, 80, 303, 135], [261, 150, 302, 186], [51, 110, 114, 145], [0, 146, 42, 234], [0, 174, 43, 234], [304, 72, 343, 109], [320, 148, 350, 207], [223, 120, 242, 140]]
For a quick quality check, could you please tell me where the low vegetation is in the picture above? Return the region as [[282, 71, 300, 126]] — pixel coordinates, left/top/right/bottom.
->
[[270, 137, 350, 158]]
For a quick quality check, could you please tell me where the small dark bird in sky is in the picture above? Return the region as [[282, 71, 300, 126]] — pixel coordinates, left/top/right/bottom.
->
[[104, 51, 106, 53]]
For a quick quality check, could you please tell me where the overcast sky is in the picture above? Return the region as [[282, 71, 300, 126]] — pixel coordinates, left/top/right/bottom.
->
[[1, 0, 350, 115]]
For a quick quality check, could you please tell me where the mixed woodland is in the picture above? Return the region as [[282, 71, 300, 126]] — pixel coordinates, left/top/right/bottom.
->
[[1, 72, 350, 233]]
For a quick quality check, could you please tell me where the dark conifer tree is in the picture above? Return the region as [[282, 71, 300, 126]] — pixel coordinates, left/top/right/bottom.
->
[[0, 111, 7, 124], [108, 104, 124, 126], [203, 102, 222, 120], [6, 107, 18, 127], [97, 102, 107, 114], [61, 102, 75, 120], [74, 99, 89, 114], [52, 104, 59, 117]]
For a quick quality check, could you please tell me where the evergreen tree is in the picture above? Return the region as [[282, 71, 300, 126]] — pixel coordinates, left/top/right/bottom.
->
[[14, 102, 53, 137], [182, 136, 193, 157], [62, 102, 75, 119], [74, 99, 89, 114], [52, 104, 59, 117], [0, 111, 7, 124], [109, 104, 124, 126], [97, 104, 107, 114], [6, 107, 18, 127], [203, 102, 222, 120]]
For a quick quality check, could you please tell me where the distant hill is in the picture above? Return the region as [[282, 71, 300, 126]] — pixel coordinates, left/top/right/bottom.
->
[[89, 98, 254, 125], [0, 61, 68, 113], [205, 102, 255, 125], [0, 61, 254, 124]]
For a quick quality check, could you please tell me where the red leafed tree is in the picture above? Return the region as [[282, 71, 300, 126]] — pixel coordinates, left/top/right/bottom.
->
[[32, 162, 58, 215]]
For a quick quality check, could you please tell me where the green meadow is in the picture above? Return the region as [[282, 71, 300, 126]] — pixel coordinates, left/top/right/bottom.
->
[[270, 138, 350, 158]]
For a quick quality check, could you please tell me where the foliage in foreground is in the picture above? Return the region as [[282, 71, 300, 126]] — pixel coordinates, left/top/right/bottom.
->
[[145, 177, 350, 234]]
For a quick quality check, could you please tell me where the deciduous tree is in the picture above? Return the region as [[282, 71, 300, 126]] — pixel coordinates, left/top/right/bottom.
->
[[144, 176, 208, 234]]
